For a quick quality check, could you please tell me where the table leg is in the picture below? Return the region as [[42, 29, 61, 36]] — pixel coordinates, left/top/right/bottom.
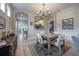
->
[[48, 40, 51, 55]]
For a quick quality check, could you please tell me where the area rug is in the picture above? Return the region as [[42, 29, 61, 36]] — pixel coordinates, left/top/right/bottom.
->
[[28, 43, 72, 56]]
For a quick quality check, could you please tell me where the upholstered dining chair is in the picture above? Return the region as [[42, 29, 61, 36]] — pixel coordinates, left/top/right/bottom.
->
[[40, 31, 48, 44], [36, 33, 48, 54], [41, 36, 48, 44], [37, 33, 48, 43], [51, 35, 64, 55]]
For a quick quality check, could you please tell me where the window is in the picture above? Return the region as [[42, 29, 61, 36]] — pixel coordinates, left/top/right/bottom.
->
[[0, 3, 11, 17], [7, 5, 11, 17], [0, 3, 5, 13]]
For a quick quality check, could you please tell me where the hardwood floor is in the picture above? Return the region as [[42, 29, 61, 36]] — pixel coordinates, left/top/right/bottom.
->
[[15, 33, 32, 56]]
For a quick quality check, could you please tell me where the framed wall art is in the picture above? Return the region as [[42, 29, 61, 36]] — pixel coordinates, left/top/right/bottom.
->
[[62, 17, 74, 30], [0, 16, 5, 29]]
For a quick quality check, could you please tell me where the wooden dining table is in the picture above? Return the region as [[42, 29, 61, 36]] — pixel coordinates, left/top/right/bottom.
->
[[41, 32, 58, 55]]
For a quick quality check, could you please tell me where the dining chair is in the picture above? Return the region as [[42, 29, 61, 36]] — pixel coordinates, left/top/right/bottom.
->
[[51, 35, 64, 55], [39, 31, 48, 43], [36, 33, 43, 44], [42, 36, 48, 44], [37, 33, 48, 44], [36, 33, 48, 55]]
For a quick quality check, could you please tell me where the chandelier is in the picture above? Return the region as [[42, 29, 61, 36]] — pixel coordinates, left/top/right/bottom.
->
[[35, 3, 50, 19]]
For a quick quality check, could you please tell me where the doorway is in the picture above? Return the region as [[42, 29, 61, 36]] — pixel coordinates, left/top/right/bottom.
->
[[15, 13, 28, 55], [17, 20, 28, 36], [48, 21, 54, 33], [16, 13, 28, 37]]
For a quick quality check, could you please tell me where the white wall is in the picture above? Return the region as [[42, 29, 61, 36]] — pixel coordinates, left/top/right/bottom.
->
[[56, 5, 79, 42], [75, 5, 79, 34], [27, 13, 35, 39], [56, 6, 78, 36]]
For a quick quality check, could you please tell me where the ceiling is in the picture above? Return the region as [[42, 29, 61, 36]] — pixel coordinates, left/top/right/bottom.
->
[[12, 3, 79, 14]]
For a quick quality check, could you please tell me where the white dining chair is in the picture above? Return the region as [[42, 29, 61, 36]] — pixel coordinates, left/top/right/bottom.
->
[[36, 33, 43, 44], [51, 35, 64, 55]]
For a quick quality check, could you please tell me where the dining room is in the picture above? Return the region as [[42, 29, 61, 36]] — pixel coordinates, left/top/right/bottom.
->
[[0, 3, 79, 56]]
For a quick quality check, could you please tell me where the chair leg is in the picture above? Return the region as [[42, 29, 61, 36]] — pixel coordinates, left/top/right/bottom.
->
[[37, 38, 39, 44], [58, 46, 61, 55]]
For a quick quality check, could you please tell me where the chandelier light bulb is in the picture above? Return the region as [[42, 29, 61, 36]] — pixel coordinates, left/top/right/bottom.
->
[[47, 8, 50, 11], [39, 9, 42, 11], [36, 11, 39, 15]]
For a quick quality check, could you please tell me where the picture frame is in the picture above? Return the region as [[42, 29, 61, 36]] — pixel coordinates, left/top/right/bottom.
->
[[62, 17, 74, 30], [62, 19, 68, 29], [0, 16, 5, 29]]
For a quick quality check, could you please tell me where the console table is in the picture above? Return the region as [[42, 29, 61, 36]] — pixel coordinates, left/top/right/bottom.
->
[[0, 35, 17, 56]]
